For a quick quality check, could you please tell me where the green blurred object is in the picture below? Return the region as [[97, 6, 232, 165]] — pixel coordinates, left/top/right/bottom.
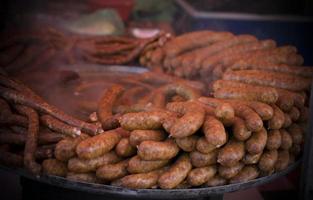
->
[[132, 0, 176, 22], [68, 9, 125, 36]]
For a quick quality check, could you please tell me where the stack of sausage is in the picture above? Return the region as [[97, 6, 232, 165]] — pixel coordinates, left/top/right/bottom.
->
[[140, 31, 305, 84], [0, 73, 102, 174], [0, 27, 165, 74], [41, 66, 309, 189]]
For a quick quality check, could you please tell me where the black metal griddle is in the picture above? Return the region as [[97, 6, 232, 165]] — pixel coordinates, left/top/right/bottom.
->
[[0, 159, 301, 200]]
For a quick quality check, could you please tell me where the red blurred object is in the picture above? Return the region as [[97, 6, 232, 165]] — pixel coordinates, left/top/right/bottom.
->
[[88, 0, 134, 21]]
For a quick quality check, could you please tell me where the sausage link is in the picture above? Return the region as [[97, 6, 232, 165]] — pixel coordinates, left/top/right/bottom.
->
[[217, 140, 245, 167], [115, 138, 136, 158], [222, 69, 311, 92], [15, 105, 41, 174], [280, 129, 293, 150], [268, 104, 285, 130], [191, 150, 218, 167], [164, 31, 233, 58], [232, 117, 252, 141], [246, 128, 267, 154], [96, 159, 129, 181], [158, 154, 192, 189], [229, 165, 259, 184], [54, 134, 89, 162], [275, 150, 290, 171], [97, 85, 124, 130], [127, 155, 169, 174], [187, 166, 217, 186], [288, 107, 300, 122], [242, 152, 262, 165], [119, 111, 171, 130], [283, 113, 292, 128], [287, 124, 303, 144], [202, 115, 227, 147], [218, 162, 244, 179], [68, 151, 121, 173], [40, 115, 81, 137], [117, 168, 164, 189], [176, 135, 198, 152], [42, 159, 67, 177], [166, 102, 205, 138], [266, 130, 282, 150], [258, 150, 278, 172], [196, 137, 217, 154], [129, 130, 166, 147], [207, 175, 227, 187], [138, 139, 179, 161], [76, 129, 122, 159]]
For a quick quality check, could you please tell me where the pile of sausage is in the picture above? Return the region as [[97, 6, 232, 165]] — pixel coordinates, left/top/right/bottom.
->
[[140, 31, 305, 84], [0, 73, 103, 174], [0, 27, 165, 74], [0, 29, 311, 190], [40, 64, 310, 189]]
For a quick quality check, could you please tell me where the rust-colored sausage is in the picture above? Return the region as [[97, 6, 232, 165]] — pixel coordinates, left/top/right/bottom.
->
[[164, 31, 233, 58], [166, 102, 205, 138], [275, 150, 290, 171], [202, 115, 227, 148], [246, 128, 267, 154], [268, 104, 285, 130], [15, 105, 41, 174], [158, 83, 201, 105], [298, 106, 309, 122], [280, 129, 293, 150], [218, 162, 244, 179], [129, 130, 166, 147], [97, 85, 124, 130], [68, 151, 121, 173], [158, 154, 192, 189], [217, 140, 245, 167], [196, 97, 235, 126], [0, 79, 101, 135], [196, 137, 217, 154], [176, 135, 198, 152], [127, 155, 169, 174], [138, 139, 179, 161], [119, 111, 171, 130], [187, 165, 217, 186], [96, 159, 129, 181], [76, 129, 122, 159], [191, 34, 257, 69], [258, 150, 278, 172], [115, 138, 136, 158], [229, 165, 259, 184], [40, 115, 81, 137], [232, 117, 252, 141], [283, 113, 292, 128], [207, 175, 227, 187], [191, 150, 218, 167], [266, 130, 282, 150], [213, 83, 278, 104], [117, 168, 164, 189], [54, 134, 89, 162], [287, 124, 303, 144], [214, 103, 235, 126], [42, 159, 68, 177], [222, 69, 311, 91], [288, 107, 300, 122], [242, 152, 262, 165], [234, 104, 263, 132]]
